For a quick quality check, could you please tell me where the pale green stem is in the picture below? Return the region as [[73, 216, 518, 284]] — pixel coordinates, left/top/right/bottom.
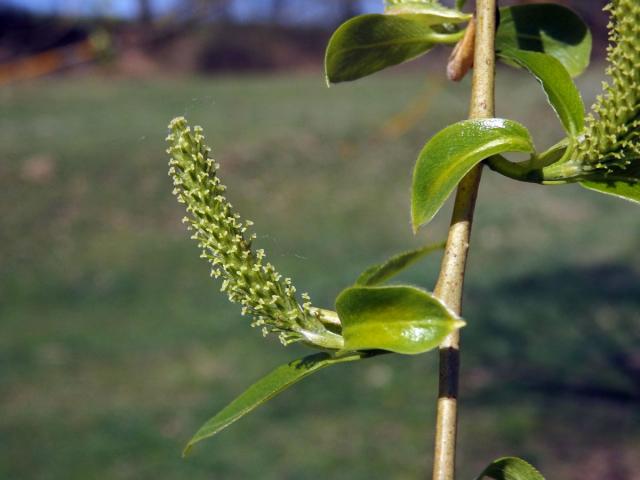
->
[[486, 141, 595, 184], [431, 1, 496, 479]]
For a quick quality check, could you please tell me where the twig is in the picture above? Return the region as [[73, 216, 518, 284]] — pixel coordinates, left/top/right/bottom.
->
[[430, 1, 497, 479]]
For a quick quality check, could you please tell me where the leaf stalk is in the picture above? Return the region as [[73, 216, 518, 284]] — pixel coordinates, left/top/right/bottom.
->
[[428, 30, 466, 44]]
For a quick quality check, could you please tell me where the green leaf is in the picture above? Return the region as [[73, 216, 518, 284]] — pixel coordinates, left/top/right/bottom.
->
[[325, 14, 460, 84], [184, 351, 367, 455], [496, 4, 592, 77], [580, 178, 640, 204], [356, 242, 445, 286], [476, 457, 545, 480], [384, 1, 471, 21], [336, 285, 464, 355], [412, 119, 535, 230], [498, 48, 584, 136]]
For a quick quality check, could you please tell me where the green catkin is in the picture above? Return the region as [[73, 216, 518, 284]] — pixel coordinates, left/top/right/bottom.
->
[[167, 117, 342, 349], [577, 0, 640, 173]]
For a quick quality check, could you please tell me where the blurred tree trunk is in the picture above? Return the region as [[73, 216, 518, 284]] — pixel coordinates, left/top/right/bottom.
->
[[138, 0, 153, 24], [335, 0, 359, 23], [343, 0, 359, 18], [174, 0, 234, 22], [217, 0, 233, 22], [271, 0, 287, 23]]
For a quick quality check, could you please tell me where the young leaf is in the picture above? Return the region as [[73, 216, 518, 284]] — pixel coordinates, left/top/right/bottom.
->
[[336, 285, 465, 355], [498, 48, 584, 137], [184, 351, 368, 455], [476, 457, 545, 480], [356, 242, 445, 286], [325, 14, 459, 84], [496, 4, 592, 77], [412, 119, 535, 230], [447, 16, 475, 82], [580, 179, 640, 204]]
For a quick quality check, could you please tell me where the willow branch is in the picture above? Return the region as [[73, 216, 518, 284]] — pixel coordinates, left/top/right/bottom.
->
[[430, 1, 497, 480]]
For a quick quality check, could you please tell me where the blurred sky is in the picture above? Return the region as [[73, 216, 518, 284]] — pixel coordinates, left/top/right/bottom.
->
[[3, 0, 383, 19]]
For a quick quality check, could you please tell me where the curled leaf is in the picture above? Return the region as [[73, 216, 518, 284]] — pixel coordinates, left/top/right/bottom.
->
[[336, 285, 464, 355], [412, 118, 535, 230], [498, 47, 584, 137]]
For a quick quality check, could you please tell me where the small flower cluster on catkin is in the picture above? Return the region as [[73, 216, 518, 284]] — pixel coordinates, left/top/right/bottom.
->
[[167, 117, 339, 347], [578, 0, 640, 173]]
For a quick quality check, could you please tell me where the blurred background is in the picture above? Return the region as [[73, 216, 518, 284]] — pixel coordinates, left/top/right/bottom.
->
[[1, 1, 639, 479]]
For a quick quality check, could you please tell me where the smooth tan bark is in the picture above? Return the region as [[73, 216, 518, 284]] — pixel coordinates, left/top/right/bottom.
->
[[431, 1, 496, 479]]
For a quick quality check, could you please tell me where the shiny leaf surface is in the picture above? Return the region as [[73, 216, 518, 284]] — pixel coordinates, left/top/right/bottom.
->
[[412, 119, 535, 230], [476, 457, 545, 480], [496, 4, 592, 77], [336, 285, 464, 355], [498, 48, 584, 136], [356, 242, 445, 286], [325, 14, 451, 84], [184, 351, 367, 455]]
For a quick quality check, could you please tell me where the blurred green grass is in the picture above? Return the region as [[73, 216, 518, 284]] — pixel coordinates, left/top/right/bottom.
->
[[1, 67, 639, 480]]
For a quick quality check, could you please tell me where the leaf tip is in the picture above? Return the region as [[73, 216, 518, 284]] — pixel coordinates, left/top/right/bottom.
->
[[410, 207, 423, 235], [182, 442, 195, 458], [411, 214, 431, 235], [323, 57, 333, 87]]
